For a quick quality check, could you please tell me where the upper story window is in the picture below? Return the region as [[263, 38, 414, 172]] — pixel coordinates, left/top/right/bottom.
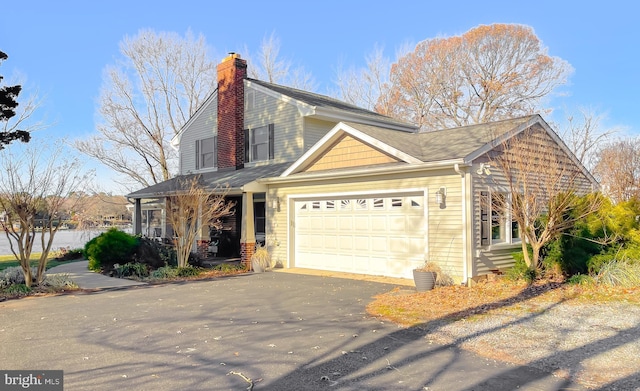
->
[[196, 136, 217, 170], [245, 124, 274, 163]]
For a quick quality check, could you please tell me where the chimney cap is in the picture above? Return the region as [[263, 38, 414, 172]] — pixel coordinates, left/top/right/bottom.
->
[[223, 52, 241, 62]]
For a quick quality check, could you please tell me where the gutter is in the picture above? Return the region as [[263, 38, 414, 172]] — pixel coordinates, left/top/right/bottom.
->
[[259, 159, 468, 185]]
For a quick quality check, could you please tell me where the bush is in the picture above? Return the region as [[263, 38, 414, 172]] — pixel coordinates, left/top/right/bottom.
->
[[53, 247, 85, 261], [42, 273, 78, 289], [506, 255, 537, 283], [150, 265, 178, 279], [115, 262, 149, 279], [212, 263, 244, 272], [596, 259, 640, 287], [84, 228, 138, 272], [176, 266, 201, 277], [6, 284, 31, 294], [134, 237, 176, 269], [567, 273, 595, 286], [0, 266, 35, 288]]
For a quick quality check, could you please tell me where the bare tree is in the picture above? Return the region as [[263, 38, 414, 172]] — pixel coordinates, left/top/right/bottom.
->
[[167, 177, 235, 267], [245, 32, 315, 90], [559, 108, 617, 170], [76, 30, 219, 190], [593, 138, 640, 203], [488, 125, 600, 270], [382, 24, 572, 131], [334, 45, 392, 111], [0, 141, 92, 287]]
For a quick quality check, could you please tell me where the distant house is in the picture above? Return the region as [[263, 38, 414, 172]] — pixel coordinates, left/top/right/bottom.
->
[[127, 53, 597, 283]]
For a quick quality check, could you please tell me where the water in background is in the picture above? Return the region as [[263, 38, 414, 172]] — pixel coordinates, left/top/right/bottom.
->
[[0, 229, 115, 256]]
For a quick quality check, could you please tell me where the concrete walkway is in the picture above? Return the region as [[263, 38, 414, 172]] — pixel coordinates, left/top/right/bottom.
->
[[47, 261, 146, 290]]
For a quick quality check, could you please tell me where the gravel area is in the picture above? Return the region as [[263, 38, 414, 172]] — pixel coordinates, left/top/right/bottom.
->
[[422, 301, 640, 389]]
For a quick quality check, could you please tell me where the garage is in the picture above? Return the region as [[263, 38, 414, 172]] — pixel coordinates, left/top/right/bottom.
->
[[294, 193, 427, 279]]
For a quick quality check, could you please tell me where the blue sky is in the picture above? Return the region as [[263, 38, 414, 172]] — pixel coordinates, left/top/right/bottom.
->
[[2, 0, 638, 194]]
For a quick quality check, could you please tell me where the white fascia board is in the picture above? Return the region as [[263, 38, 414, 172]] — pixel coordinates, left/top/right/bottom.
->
[[266, 158, 467, 185], [343, 123, 423, 164], [464, 115, 542, 163], [280, 122, 345, 177], [312, 107, 418, 132], [464, 114, 598, 186], [280, 122, 422, 177], [171, 89, 219, 149]]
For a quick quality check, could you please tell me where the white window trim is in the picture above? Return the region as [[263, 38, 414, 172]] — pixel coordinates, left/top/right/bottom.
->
[[481, 190, 522, 249], [245, 124, 274, 163], [195, 136, 217, 171]]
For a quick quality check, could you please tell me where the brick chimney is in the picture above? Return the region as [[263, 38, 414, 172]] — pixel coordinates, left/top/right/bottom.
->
[[217, 53, 247, 170]]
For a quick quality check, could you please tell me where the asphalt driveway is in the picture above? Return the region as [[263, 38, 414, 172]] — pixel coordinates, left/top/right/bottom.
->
[[0, 272, 583, 390]]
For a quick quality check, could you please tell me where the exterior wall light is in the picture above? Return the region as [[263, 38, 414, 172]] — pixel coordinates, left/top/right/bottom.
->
[[435, 187, 446, 206], [271, 197, 280, 212], [476, 163, 492, 176]]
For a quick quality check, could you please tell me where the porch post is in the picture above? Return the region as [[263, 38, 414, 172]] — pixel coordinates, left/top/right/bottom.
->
[[134, 198, 142, 235], [240, 192, 256, 270]]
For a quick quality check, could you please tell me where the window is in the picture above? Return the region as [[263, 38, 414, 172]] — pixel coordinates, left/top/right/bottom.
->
[[491, 193, 506, 243], [245, 124, 274, 162], [480, 191, 520, 246], [196, 137, 216, 170]]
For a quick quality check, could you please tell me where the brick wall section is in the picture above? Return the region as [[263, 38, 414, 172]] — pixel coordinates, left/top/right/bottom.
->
[[240, 242, 256, 270], [217, 54, 247, 170]]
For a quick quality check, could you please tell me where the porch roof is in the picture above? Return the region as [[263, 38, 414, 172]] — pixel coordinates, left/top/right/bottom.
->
[[126, 162, 291, 199]]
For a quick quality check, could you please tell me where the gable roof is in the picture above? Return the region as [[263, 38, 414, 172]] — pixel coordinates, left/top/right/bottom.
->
[[171, 78, 417, 147], [246, 79, 417, 132], [280, 114, 598, 186]]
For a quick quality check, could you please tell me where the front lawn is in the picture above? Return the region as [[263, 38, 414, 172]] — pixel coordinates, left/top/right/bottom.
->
[[367, 278, 640, 327]]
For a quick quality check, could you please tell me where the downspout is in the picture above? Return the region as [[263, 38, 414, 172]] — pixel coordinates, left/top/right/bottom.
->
[[454, 164, 469, 284]]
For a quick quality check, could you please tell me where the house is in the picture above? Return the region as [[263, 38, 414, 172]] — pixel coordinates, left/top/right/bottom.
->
[[127, 53, 598, 284]]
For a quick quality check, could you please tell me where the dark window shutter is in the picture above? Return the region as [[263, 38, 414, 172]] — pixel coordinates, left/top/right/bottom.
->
[[268, 124, 274, 160], [480, 191, 490, 246], [195, 140, 200, 170], [244, 129, 250, 162]]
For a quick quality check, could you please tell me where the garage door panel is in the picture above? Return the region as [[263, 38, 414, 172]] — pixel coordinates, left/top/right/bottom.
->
[[354, 236, 370, 251], [353, 216, 370, 231], [310, 216, 324, 230], [339, 236, 353, 250], [324, 216, 338, 230], [371, 236, 388, 252], [323, 234, 338, 250], [370, 216, 388, 232], [338, 216, 353, 230]]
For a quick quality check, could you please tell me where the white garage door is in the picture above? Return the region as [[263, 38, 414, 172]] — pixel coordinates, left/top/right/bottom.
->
[[294, 193, 426, 279]]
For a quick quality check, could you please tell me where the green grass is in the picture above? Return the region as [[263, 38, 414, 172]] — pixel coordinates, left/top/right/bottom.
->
[[0, 253, 84, 272]]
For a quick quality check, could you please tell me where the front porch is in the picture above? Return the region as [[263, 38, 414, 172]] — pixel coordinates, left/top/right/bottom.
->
[[130, 192, 266, 268]]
